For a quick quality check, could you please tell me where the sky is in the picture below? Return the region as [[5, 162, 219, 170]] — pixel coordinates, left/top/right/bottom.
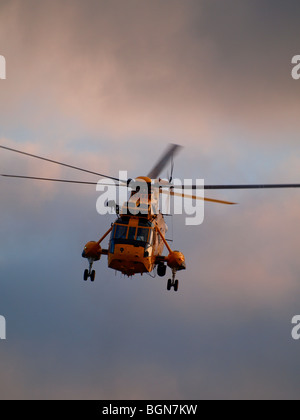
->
[[1, 0, 300, 400]]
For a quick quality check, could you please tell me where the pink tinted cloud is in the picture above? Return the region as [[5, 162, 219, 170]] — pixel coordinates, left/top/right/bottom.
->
[[0, 0, 299, 148]]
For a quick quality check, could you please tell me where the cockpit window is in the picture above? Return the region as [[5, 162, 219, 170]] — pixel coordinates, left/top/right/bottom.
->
[[136, 228, 149, 243], [128, 227, 136, 240], [110, 223, 153, 255], [114, 225, 127, 239]]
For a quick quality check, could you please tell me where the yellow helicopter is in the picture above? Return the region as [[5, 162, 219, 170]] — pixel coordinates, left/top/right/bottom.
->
[[1, 144, 300, 292]]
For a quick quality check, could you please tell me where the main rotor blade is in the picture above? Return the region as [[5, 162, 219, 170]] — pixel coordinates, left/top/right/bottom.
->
[[1, 174, 126, 186], [160, 189, 236, 205], [171, 183, 300, 190], [0, 145, 123, 183], [147, 144, 182, 179]]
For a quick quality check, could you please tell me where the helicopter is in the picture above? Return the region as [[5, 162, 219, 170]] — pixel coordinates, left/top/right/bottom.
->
[[1, 143, 300, 292]]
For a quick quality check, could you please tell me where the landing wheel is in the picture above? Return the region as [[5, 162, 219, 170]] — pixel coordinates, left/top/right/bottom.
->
[[174, 280, 179, 292], [84, 258, 96, 283], [167, 268, 180, 292], [158, 263, 167, 277]]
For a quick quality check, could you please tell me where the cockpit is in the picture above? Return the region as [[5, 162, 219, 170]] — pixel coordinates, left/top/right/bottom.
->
[[109, 219, 154, 255]]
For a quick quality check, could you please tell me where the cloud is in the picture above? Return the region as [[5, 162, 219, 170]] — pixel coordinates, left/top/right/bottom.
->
[[1, 0, 300, 147]]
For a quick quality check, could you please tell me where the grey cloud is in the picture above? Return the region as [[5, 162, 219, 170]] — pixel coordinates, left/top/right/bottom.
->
[[1, 0, 300, 142]]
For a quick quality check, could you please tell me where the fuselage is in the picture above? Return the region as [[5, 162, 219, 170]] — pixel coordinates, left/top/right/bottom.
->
[[82, 176, 186, 282], [108, 212, 166, 276]]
